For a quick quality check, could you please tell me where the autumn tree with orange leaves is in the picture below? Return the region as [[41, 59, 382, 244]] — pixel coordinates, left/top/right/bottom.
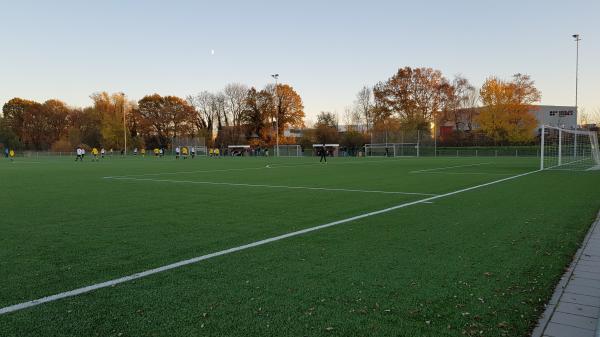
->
[[477, 74, 541, 144]]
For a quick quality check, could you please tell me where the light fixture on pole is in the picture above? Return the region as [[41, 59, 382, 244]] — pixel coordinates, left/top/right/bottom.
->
[[271, 74, 280, 157], [572, 34, 581, 111]]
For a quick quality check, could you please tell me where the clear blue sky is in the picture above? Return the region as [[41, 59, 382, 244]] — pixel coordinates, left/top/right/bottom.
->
[[1, 0, 599, 122]]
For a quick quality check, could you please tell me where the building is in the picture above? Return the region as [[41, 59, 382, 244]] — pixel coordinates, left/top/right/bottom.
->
[[439, 105, 577, 139], [533, 105, 577, 129]]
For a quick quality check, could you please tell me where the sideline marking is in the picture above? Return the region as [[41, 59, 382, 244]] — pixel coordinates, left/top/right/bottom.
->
[[0, 169, 540, 316], [103, 176, 438, 196], [410, 162, 491, 173]]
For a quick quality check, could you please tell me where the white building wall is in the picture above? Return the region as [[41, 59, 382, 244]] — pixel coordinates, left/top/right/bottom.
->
[[532, 105, 577, 129]]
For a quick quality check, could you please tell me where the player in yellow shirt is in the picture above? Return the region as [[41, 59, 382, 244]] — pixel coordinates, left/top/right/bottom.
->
[[181, 146, 189, 159], [141, 148, 146, 157], [91, 148, 99, 162], [153, 148, 159, 157], [9, 149, 15, 161], [214, 148, 220, 157]]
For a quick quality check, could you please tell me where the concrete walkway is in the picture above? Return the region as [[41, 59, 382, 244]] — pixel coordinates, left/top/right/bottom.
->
[[532, 212, 600, 337]]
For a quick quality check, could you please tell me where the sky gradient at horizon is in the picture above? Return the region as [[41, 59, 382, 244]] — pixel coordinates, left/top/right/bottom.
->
[[1, 0, 599, 123]]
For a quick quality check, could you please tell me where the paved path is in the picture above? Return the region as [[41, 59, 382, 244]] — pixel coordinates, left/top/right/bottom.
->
[[532, 212, 600, 337]]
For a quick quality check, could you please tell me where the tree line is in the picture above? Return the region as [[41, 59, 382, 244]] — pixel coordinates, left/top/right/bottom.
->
[[298, 67, 542, 151], [0, 66, 544, 151], [0, 83, 305, 151]]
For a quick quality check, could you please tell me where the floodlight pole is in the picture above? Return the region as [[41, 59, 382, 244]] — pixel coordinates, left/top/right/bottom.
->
[[573, 34, 581, 112], [271, 74, 280, 157], [540, 125, 545, 170], [121, 92, 127, 155], [433, 114, 437, 157]]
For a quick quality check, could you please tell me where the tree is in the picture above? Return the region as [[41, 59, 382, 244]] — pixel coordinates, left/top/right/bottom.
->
[[0, 117, 21, 150], [2, 98, 38, 147], [241, 87, 272, 139], [315, 111, 339, 144], [272, 84, 305, 136], [440, 76, 476, 132], [373, 66, 449, 131], [477, 74, 541, 144], [316, 111, 338, 129], [66, 107, 102, 148], [41, 99, 70, 147], [89, 92, 134, 149], [1, 98, 70, 150], [136, 94, 196, 148], [341, 130, 366, 156], [354, 86, 373, 131], [224, 83, 249, 128]]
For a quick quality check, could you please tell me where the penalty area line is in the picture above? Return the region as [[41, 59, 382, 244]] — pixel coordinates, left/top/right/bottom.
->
[[103, 176, 438, 196], [410, 162, 492, 173], [0, 169, 540, 316]]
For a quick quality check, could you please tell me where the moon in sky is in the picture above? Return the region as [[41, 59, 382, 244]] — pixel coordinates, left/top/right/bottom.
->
[[211, 49, 215, 55]]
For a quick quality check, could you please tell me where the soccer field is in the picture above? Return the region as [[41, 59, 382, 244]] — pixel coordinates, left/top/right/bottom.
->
[[1, 155, 599, 337]]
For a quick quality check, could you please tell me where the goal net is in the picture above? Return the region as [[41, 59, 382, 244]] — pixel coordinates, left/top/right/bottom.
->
[[541, 125, 600, 171], [364, 143, 419, 157], [276, 145, 301, 157], [194, 146, 208, 156]]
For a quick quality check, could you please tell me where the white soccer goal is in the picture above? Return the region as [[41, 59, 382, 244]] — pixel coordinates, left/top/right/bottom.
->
[[277, 145, 302, 157], [364, 143, 419, 157], [194, 146, 208, 156], [540, 125, 600, 171]]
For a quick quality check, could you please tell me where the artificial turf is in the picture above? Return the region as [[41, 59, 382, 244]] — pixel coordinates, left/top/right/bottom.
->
[[0, 155, 599, 336]]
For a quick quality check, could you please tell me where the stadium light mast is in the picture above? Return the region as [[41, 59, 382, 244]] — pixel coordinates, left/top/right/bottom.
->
[[572, 34, 581, 111], [121, 92, 127, 155], [271, 74, 280, 157]]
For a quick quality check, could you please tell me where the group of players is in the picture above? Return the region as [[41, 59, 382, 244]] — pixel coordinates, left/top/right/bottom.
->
[[3, 148, 16, 161], [73, 146, 206, 162]]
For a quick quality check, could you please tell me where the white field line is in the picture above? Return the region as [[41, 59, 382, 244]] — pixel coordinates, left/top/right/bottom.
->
[[105, 158, 414, 179], [0, 169, 540, 316], [411, 171, 513, 176], [103, 176, 438, 196], [410, 162, 492, 173], [4, 161, 42, 164]]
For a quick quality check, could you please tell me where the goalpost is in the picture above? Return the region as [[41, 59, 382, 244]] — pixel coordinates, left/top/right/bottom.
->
[[277, 145, 302, 157], [364, 143, 419, 157], [194, 146, 208, 156], [540, 125, 600, 171]]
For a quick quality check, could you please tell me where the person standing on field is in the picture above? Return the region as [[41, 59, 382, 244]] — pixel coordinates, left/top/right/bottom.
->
[[9, 149, 15, 161], [101, 148, 106, 159], [319, 144, 327, 163], [75, 147, 82, 161], [91, 147, 99, 162]]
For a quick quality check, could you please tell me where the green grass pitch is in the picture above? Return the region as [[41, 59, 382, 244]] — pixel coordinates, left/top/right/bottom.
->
[[1, 155, 599, 336]]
